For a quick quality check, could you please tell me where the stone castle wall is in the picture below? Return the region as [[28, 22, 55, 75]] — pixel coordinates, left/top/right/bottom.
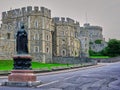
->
[[52, 17, 80, 57], [0, 6, 53, 63]]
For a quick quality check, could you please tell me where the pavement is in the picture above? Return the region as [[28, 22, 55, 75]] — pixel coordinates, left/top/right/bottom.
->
[[0, 62, 120, 90]]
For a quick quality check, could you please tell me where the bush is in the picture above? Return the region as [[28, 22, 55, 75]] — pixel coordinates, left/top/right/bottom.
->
[[95, 39, 102, 44], [89, 49, 103, 56]]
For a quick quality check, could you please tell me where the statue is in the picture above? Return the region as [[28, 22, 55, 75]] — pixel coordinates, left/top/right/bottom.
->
[[14, 23, 31, 69], [16, 23, 28, 54]]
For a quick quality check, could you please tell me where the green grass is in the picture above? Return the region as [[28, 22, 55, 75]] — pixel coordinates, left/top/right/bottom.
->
[[32, 62, 69, 70], [90, 56, 109, 58], [0, 60, 13, 70], [0, 60, 69, 71]]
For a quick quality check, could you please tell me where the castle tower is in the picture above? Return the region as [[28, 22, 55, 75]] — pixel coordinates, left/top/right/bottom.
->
[[1, 6, 53, 63], [82, 23, 107, 52], [52, 17, 80, 57]]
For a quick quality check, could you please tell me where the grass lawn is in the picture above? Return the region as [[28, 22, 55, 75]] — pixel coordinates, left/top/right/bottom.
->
[[90, 56, 110, 58], [0, 60, 69, 71]]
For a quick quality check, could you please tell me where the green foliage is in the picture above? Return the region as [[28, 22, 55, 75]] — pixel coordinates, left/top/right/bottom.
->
[[106, 39, 120, 57], [89, 49, 109, 58], [95, 39, 102, 44], [89, 49, 103, 56]]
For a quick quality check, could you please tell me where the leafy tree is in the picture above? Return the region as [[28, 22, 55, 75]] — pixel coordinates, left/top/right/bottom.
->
[[106, 39, 120, 57], [100, 47, 108, 56]]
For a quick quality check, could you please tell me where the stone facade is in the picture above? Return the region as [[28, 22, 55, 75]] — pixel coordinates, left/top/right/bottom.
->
[[0, 6, 53, 63], [52, 17, 80, 57], [0, 6, 107, 62], [0, 24, 15, 60], [78, 27, 89, 57]]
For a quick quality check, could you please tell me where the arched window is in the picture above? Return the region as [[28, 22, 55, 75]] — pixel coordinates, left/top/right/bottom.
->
[[63, 50, 65, 55], [46, 47, 49, 53], [34, 46, 39, 53], [61, 49, 66, 56]]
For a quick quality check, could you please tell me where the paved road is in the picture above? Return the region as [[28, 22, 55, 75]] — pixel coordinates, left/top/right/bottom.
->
[[0, 62, 120, 90]]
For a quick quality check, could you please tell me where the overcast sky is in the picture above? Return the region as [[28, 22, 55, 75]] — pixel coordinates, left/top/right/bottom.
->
[[0, 0, 120, 41]]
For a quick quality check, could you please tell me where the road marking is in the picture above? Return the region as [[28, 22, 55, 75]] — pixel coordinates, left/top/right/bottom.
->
[[37, 75, 76, 88], [64, 75, 76, 80], [37, 80, 59, 88]]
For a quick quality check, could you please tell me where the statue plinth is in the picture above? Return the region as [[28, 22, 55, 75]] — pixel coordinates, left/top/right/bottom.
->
[[13, 54, 32, 70], [10, 54, 33, 82], [2, 54, 41, 87]]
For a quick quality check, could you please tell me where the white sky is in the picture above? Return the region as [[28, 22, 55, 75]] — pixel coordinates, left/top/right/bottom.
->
[[0, 0, 120, 41]]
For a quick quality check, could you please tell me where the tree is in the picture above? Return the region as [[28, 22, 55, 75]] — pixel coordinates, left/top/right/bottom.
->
[[106, 39, 120, 57]]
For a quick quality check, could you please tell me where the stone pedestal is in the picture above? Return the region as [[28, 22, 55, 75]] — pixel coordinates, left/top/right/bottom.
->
[[2, 54, 41, 87], [8, 70, 36, 82]]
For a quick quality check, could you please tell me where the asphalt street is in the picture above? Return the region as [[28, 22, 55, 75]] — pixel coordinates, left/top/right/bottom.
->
[[0, 62, 120, 90]]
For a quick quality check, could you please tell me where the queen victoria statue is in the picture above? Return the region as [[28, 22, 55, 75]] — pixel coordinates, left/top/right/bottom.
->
[[16, 23, 28, 54]]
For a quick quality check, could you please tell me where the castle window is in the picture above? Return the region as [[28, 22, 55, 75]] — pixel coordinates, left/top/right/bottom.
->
[[46, 35, 49, 41], [62, 39, 65, 44], [46, 47, 49, 53], [7, 33, 10, 39], [34, 33, 39, 40], [34, 20, 38, 28], [34, 46, 39, 53], [61, 49, 66, 56]]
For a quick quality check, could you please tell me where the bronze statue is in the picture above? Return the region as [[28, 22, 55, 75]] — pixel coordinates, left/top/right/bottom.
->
[[16, 23, 28, 54]]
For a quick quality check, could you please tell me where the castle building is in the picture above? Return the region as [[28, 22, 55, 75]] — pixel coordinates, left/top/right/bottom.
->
[[52, 17, 80, 57], [0, 6, 107, 62], [81, 23, 107, 52]]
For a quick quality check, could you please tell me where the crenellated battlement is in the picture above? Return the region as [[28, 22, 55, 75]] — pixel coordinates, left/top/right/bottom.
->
[[2, 6, 51, 19], [52, 17, 79, 25]]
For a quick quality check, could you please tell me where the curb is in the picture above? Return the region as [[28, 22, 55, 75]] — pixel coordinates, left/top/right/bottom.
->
[[0, 63, 98, 77]]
